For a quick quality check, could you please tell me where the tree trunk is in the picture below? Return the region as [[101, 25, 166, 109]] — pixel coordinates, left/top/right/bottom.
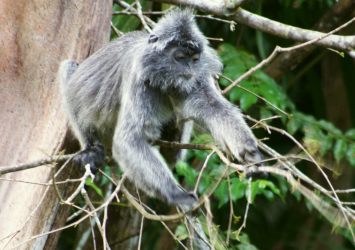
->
[[0, 0, 112, 249]]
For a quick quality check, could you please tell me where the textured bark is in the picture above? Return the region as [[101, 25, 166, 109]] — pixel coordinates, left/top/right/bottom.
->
[[0, 0, 112, 249]]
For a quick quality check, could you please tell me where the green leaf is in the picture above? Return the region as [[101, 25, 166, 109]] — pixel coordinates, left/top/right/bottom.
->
[[251, 180, 281, 202], [214, 180, 229, 207], [240, 92, 258, 111], [175, 224, 188, 241], [99, 165, 112, 186], [111, 1, 144, 34], [287, 116, 302, 135], [236, 233, 259, 250], [319, 132, 333, 156], [192, 133, 214, 145], [230, 178, 247, 201], [346, 144, 355, 167], [218, 43, 293, 113], [318, 120, 342, 136], [85, 179, 103, 197], [345, 129, 355, 139], [259, 107, 273, 121], [175, 161, 197, 187], [333, 139, 347, 163]]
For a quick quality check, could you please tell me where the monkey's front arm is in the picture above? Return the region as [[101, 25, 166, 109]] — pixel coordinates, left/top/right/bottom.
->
[[181, 79, 263, 164], [112, 107, 197, 209]]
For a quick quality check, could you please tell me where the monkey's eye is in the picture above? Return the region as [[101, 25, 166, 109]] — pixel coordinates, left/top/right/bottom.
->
[[174, 51, 186, 62], [191, 53, 200, 63], [148, 34, 158, 43]]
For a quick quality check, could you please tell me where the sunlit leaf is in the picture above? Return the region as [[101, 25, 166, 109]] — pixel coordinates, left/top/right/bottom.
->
[[334, 139, 347, 163], [85, 179, 103, 197], [346, 144, 355, 167]]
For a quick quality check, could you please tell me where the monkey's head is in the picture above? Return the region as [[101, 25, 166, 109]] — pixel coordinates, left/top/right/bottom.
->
[[142, 8, 223, 93]]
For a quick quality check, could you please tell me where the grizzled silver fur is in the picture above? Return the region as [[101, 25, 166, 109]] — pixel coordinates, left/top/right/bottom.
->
[[59, 8, 262, 238]]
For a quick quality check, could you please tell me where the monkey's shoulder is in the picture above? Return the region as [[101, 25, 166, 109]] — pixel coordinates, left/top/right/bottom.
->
[[110, 31, 148, 47]]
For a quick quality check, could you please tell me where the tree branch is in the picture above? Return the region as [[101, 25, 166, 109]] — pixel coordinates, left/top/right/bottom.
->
[[151, 0, 355, 53], [0, 141, 209, 176], [265, 0, 355, 79], [0, 154, 74, 175]]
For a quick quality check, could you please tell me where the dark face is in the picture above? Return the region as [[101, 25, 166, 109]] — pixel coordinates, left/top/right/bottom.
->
[[143, 37, 204, 93], [166, 46, 201, 85], [170, 47, 200, 80]]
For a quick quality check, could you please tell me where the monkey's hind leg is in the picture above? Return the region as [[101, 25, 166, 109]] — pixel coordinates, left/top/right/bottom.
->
[[68, 117, 106, 173], [59, 60, 105, 173]]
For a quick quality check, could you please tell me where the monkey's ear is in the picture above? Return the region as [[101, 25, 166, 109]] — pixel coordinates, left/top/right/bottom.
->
[[148, 34, 159, 43]]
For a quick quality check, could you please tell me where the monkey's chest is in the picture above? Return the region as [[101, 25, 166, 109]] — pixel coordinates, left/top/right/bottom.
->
[[142, 104, 173, 141], [142, 120, 162, 140]]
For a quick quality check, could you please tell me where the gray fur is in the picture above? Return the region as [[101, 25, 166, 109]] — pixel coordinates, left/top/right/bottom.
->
[[60, 8, 262, 249]]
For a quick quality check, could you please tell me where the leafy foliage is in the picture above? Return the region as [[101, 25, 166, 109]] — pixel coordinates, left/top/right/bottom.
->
[[173, 42, 354, 248], [218, 44, 355, 166]]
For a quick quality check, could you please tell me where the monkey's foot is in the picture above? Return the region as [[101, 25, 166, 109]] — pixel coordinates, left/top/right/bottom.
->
[[172, 189, 199, 214], [239, 139, 264, 164], [245, 165, 268, 179], [73, 143, 105, 174]]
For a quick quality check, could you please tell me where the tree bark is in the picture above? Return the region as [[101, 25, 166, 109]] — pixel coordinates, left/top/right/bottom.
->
[[0, 0, 112, 249]]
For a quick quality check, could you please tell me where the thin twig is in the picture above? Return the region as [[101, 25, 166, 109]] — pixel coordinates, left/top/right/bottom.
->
[[10, 174, 127, 249], [81, 188, 111, 250], [225, 175, 234, 246], [0, 154, 74, 176], [111, 22, 124, 37], [222, 17, 355, 94], [134, 0, 152, 32], [246, 116, 355, 240], [154, 140, 211, 150], [0, 156, 73, 248], [220, 75, 289, 117], [0, 141, 209, 176], [89, 216, 97, 250], [64, 164, 94, 204], [203, 196, 216, 250], [194, 150, 215, 193], [235, 178, 252, 237]]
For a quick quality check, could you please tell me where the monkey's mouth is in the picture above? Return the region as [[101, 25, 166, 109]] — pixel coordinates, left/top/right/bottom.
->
[[179, 73, 193, 80]]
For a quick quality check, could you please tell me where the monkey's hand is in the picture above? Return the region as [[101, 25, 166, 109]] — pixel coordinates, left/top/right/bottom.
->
[[73, 143, 105, 174], [234, 136, 263, 165], [181, 81, 265, 175], [237, 137, 267, 179], [220, 124, 268, 180]]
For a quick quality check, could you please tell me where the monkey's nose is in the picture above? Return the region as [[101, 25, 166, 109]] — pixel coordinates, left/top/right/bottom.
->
[[181, 73, 193, 80]]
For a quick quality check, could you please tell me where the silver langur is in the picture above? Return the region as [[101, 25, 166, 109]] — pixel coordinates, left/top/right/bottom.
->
[[59, 8, 262, 247]]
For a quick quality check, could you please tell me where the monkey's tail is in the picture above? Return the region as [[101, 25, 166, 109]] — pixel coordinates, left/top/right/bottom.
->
[[58, 60, 78, 85]]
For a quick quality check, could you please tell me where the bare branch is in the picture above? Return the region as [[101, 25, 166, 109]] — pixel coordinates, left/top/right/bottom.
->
[[194, 150, 216, 193], [154, 139, 211, 150], [0, 154, 74, 176], [265, 0, 355, 79], [151, 0, 355, 52], [222, 16, 355, 94], [0, 140, 209, 177]]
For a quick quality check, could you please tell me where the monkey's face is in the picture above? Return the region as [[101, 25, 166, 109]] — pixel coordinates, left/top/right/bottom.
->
[[169, 46, 200, 82], [142, 42, 205, 93]]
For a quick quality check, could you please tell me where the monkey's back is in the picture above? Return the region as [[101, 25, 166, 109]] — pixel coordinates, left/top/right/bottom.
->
[[61, 31, 149, 146]]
